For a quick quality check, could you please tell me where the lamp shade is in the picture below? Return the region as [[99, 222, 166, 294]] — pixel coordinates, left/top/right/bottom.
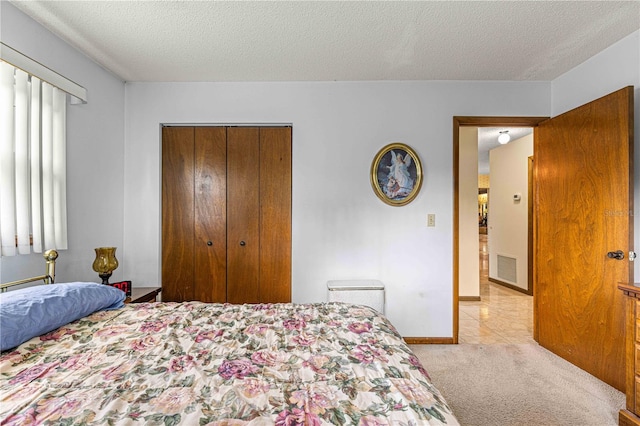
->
[[92, 247, 118, 284]]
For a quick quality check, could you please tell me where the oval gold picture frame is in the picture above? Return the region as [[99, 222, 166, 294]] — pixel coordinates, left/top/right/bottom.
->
[[370, 143, 423, 206]]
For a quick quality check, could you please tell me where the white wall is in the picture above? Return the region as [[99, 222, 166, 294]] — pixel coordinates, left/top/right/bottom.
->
[[488, 134, 533, 291], [0, 3, 126, 284], [459, 127, 480, 298], [11, 1, 620, 337], [124, 82, 549, 337], [5, 0, 635, 338], [551, 30, 640, 278], [552, 31, 639, 117]]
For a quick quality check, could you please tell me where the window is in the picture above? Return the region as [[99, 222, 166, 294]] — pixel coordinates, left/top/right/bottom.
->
[[0, 44, 86, 257]]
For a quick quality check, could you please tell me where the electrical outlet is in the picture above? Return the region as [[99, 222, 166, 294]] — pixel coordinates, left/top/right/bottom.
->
[[427, 214, 435, 227]]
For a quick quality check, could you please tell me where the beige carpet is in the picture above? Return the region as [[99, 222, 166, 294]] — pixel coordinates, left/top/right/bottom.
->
[[410, 343, 625, 426]]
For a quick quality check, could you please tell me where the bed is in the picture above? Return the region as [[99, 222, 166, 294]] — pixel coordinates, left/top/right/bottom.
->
[[0, 258, 458, 425]]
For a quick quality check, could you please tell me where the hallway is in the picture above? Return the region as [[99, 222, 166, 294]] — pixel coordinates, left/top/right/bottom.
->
[[459, 234, 534, 344]]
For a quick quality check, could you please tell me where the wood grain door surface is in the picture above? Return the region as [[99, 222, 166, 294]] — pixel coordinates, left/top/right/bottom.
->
[[535, 87, 633, 391], [162, 127, 196, 302], [162, 126, 291, 304], [226, 127, 261, 304], [194, 127, 227, 303], [259, 127, 292, 303]]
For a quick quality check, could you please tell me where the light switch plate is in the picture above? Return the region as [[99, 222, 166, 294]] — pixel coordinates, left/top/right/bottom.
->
[[427, 214, 435, 227]]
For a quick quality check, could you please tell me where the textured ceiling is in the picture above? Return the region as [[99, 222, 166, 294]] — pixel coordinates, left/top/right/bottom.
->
[[8, 0, 640, 83]]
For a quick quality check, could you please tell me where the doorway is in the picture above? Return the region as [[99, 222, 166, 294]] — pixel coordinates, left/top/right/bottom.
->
[[458, 124, 537, 343], [454, 88, 634, 392], [452, 117, 547, 344]]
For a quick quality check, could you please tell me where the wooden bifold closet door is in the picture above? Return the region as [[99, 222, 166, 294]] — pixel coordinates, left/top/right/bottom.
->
[[162, 126, 291, 304]]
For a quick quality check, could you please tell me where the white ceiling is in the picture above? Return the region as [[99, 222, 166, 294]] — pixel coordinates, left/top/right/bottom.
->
[[8, 0, 640, 83]]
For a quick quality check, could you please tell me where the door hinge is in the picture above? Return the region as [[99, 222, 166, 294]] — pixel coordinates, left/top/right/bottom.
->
[[630, 251, 637, 261]]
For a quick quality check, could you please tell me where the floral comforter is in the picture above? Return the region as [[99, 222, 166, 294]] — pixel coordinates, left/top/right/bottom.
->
[[0, 302, 458, 425]]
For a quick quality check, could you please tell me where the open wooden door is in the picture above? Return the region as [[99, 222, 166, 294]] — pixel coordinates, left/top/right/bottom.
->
[[535, 86, 634, 391]]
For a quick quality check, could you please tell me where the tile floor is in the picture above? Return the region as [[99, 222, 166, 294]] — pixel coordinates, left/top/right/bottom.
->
[[458, 234, 535, 344]]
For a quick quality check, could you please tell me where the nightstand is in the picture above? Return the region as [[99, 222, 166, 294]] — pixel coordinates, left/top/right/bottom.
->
[[125, 287, 162, 303], [618, 283, 640, 426]]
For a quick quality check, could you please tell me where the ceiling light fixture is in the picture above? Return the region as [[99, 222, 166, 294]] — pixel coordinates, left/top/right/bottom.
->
[[498, 130, 511, 144]]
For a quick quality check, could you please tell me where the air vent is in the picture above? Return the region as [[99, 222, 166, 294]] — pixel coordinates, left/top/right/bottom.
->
[[497, 254, 517, 284]]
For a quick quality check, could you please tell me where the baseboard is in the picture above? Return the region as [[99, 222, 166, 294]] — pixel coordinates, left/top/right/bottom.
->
[[488, 277, 532, 295], [459, 296, 481, 301], [404, 337, 455, 344]]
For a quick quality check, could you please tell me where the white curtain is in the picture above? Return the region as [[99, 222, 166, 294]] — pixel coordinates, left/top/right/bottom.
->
[[0, 61, 67, 256]]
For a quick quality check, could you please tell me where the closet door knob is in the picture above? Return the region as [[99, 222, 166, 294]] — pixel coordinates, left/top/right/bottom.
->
[[206, 241, 213, 246], [239, 241, 246, 246]]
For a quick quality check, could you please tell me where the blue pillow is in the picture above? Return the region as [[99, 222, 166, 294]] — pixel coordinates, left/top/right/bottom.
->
[[0, 282, 125, 351]]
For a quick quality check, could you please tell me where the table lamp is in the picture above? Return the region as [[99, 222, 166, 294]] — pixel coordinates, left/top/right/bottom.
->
[[92, 247, 119, 285]]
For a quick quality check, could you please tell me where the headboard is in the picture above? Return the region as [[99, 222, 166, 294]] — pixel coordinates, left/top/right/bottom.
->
[[0, 249, 58, 293]]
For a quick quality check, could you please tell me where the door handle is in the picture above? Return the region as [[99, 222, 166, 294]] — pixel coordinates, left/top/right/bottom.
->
[[607, 250, 625, 260], [206, 241, 213, 246], [239, 240, 246, 246]]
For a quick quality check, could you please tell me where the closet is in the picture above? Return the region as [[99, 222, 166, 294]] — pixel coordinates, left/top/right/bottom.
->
[[161, 126, 291, 304]]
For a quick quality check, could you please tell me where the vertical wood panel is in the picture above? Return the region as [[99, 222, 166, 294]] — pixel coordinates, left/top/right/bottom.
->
[[227, 127, 260, 303], [162, 125, 292, 305], [194, 127, 227, 302], [535, 87, 633, 391], [628, 298, 637, 411], [161, 127, 195, 302], [259, 127, 292, 302]]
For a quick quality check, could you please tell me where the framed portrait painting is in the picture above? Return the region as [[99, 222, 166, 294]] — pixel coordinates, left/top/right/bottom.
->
[[370, 143, 423, 206]]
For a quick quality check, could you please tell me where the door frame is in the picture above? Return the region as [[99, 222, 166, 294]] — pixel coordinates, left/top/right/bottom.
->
[[452, 116, 548, 343]]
